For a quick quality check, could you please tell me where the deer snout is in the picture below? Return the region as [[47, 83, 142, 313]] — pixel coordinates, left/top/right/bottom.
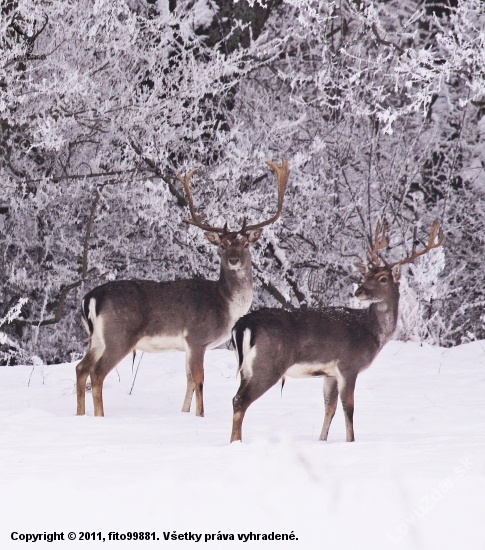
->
[[354, 286, 366, 299], [228, 258, 240, 266]]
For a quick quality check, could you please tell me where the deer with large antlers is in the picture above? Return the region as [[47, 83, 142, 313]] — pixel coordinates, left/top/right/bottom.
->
[[76, 160, 289, 417], [230, 220, 444, 443]]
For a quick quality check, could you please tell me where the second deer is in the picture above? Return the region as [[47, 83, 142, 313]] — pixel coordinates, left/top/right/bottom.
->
[[230, 220, 444, 443], [76, 160, 289, 417]]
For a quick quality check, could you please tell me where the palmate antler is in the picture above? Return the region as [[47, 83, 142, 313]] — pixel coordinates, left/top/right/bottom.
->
[[177, 168, 227, 233], [366, 220, 388, 268], [390, 219, 445, 268], [366, 219, 444, 269], [178, 159, 289, 236]]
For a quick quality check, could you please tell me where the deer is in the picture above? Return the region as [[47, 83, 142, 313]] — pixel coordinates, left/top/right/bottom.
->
[[230, 220, 444, 443], [76, 159, 289, 417]]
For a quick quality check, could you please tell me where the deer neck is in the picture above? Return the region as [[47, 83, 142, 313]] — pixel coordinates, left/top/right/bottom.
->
[[218, 262, 254, 318], [367, 291, 400, 349], [218, 262, 254, 298]]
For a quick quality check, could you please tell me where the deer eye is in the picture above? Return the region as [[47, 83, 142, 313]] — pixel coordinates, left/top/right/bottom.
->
[[379, 276, 388, 283]]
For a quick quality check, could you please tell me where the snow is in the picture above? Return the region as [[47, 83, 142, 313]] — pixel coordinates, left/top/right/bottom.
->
[[0, 341, 484, 549]]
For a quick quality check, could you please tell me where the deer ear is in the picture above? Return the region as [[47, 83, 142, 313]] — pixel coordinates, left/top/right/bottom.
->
[[247, 228, 263, 244], [354, 262, 369, 275], [391, 264, 401, 282], [205, 232, 222, 246]]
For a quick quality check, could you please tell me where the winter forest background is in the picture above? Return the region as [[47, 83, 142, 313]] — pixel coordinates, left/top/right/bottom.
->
[[0, 0, 484, 365]]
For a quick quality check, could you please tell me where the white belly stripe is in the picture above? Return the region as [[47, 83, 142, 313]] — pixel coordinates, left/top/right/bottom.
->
[[285, 360, 338, 378]]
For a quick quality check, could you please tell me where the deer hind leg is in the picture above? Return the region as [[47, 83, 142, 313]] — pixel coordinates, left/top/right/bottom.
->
[[336, 370, 357, 442], [319, 375, 338, 441], [231, 360, 282, 443], [182, 346, 206, 417], [231, 382, 251, 443], [89, 367, 106, 417], [76, 348, 99, 416], [91, 342, 136, 417]]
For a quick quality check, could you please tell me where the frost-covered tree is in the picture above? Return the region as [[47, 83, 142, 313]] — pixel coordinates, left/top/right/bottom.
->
[[1, 0, 484, 363]]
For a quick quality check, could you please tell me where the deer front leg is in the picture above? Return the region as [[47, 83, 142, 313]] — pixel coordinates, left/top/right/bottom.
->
[[183, 346, 205, 417], [337, 371, 357, 442], [181, 368, 195, 413], [319, 375, 338, 441]]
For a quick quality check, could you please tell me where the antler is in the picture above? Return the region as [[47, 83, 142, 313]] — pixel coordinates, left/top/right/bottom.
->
[[179, 159, 289, 236], [366, 220, 388, 268], [177, 168, 229, 233], [243, 159, 289, 232], [390, 220, 444, 267]]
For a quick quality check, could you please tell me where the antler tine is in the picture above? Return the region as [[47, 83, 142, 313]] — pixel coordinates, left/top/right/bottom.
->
[[366, 220, 388, 268], [177, 168, 227, 234], [240, 213, 248, 234], [243, 159, 289, 233], [393, 220, 445, 267], [177, 168, 200, 220]]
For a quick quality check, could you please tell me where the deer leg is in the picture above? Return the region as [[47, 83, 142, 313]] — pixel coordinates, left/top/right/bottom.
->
[[230, 411, 246, 443], [231, 367, 282, 443], [75, 348, 98, 416], [319, 375, 338, 441], [90, 368, 106, 417], [181, 353, 196, 413], [183, 346, 205, 417], [89, 345, 132, 417], [181, 380, 195, 413], [231, 386, 249, 443], [337, 371, 357, 442]]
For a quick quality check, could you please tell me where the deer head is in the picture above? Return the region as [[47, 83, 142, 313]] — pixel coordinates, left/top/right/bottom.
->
[[177, 160, 289, 271], [355, 220, 444, 302]]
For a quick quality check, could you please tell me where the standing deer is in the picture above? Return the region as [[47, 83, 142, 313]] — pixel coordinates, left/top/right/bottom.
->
[[76, 160, 289, 417], [230, 220, 444, 443]]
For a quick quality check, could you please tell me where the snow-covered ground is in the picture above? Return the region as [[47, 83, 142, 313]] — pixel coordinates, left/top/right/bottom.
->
[[0, 340, 484, 549]]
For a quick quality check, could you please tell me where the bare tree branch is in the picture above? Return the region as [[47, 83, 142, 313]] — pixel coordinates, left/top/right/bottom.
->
[[130, 141, 187, 207]]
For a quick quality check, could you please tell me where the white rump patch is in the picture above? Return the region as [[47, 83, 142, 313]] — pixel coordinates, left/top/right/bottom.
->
[[85, 298, 105, 362], [81, 300, 90, 335], [87, 297, 97, 323], [286, 360, 338, 379], [241, 329, 256, 379], [81, 297, 97, 335]]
